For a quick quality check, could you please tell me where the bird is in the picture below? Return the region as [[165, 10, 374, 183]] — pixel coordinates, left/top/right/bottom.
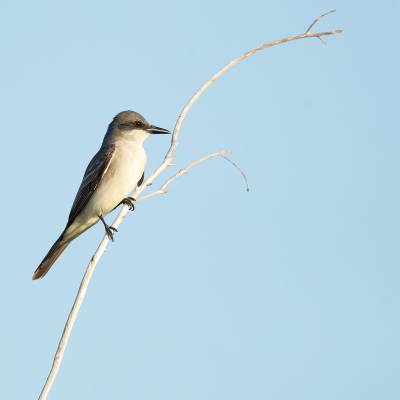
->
[[32, 110, 170, 280]]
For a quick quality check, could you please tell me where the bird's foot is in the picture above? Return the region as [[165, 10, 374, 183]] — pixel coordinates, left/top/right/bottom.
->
[[105, 225, 118, 241], [121, 196, 136, 211], [99, 215, 118, 241]]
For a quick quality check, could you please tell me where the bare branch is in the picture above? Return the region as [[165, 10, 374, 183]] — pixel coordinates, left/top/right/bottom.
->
[[38, 13, 343, 400], [139, 150, 249, 202]]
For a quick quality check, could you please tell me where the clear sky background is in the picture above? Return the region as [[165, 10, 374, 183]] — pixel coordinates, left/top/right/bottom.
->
[[1, 1, 399, 399]]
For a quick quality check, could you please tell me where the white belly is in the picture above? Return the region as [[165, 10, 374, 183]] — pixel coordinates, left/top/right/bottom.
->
[[66, 144, 146, 238]]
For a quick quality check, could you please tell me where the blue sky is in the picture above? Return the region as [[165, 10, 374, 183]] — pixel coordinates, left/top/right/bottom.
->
[[1, 1, 399, 399]]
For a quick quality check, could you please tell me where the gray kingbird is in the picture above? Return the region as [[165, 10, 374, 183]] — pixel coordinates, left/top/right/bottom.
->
[[33, 110, 170, 280]]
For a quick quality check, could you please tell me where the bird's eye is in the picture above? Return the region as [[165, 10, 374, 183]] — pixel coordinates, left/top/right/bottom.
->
[[118, 121, 145, 130]]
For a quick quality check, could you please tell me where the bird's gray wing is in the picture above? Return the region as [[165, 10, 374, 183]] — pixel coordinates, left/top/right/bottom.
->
[[66, 144, 115, 228]]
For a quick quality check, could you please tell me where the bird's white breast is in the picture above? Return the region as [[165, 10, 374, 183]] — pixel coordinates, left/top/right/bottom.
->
[[79, 142, 147, 225], [99, 143, 146, 213]]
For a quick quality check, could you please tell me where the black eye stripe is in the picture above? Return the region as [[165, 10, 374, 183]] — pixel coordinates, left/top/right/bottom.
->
[[119, 121, 145, 130]]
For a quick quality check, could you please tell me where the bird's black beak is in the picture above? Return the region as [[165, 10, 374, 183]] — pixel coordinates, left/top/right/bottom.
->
[[147, 125, 171, 134]]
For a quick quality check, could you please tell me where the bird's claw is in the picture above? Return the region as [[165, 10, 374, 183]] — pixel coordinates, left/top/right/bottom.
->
[[105, 225, 118, 241], [121, 196, 136, 211]]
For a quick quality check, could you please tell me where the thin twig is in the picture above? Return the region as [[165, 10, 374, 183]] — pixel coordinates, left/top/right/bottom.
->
[[37, 13, 343, 399], [305, 9, 336, 44], [220, 154, 250, 192], [305, 9, 336, 34], [138, 150, 249, 203]]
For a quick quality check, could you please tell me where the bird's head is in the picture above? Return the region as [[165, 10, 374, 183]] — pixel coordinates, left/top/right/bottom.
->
[[104, 110, 170, 145]]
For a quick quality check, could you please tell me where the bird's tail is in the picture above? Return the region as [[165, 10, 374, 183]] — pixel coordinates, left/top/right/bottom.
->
[[32, 232, 70, 280]]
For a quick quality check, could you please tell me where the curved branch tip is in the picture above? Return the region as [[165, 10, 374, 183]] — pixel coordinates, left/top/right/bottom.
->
[[305, 9, 337, 34]]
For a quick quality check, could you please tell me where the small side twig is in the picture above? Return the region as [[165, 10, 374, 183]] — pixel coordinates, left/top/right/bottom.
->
[[305, 9, 336, 44], [305, 9, 336, 34], [138, 150, 249, 203]]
